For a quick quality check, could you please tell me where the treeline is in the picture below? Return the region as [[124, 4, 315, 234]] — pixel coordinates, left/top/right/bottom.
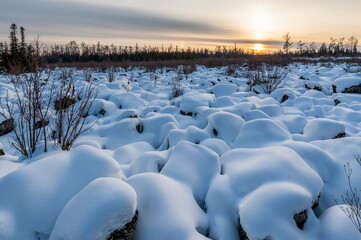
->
[[283, 33, 359, 58], [41, 41, 249, 63], [0, 24, 360, 73]]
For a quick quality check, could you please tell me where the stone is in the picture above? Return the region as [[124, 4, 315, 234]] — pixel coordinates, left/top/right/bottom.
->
[[293, 210, 307, 230], [54, 96, 76, 111], [107, 210, 138, 240], [0, 118, 14, 136]]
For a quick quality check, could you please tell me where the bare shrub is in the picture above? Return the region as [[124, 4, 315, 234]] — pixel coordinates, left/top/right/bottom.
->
[[83, 68, 93, 82], [0, 71, 54, 157], [150, 72, 157, 87], [106, 67, 116, 82], [183, 64, 196, 80], [226, 64, 239, 76], [334, 158, 361, 233], [54, 80, 98, 150], [247, 66, 287, 94], [60, 68, 75, 80], [171, 72, 183, 98]]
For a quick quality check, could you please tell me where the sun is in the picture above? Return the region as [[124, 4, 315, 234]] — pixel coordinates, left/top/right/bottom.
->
[[253, 44, 264, 52]]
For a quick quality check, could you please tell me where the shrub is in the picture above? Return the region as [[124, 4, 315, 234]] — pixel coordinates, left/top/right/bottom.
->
[[0, 70, 54, 157], [106, 67, 116, 82], [53, 79, 98, 151], [83, 68, 92, 82], [334, 156, 361, 233], [171, 72, 183, 98], [247, 66, 287, 94]]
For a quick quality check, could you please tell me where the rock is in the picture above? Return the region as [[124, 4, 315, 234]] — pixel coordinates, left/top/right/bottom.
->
[[281, 94, 289, 103], [0, 149, 4, 155], [342, 83, 361, 94], [35, 120, 49, 130], [333, 77, 361, 93], [54, 96, 76, 111], [332, 85, 337, 93], [293, 210, 307, 230], [0, 118, 14, 136], [107, 210, 138, 240], [136, 122, 144, 134], [333, 132, 345, 139], [312, 193, 321, 210], [334, 99, 341, 105], [180, 110, 193, 117], [239, 223, 249, 240], [305, 82, 322, 91]]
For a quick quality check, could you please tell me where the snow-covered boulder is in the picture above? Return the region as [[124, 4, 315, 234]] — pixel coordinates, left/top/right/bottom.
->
[[49, 178, 137, 240], [168, 126, 210, 147], [204, 111, 245, 144], [333, 76, 361, 93], [88, 99, 117, 116], [0, 118, 14, 136], [305, 81, 322, 91], [303, 118, 346, 141], [0, 146, 123, 240], [109, 92, 147, 109], [178, 92, 214, 115], [127, 173, 209, 240], [161, 141, 220, 204], [233, 119, 291, 148], [209, 83, 238, 98]]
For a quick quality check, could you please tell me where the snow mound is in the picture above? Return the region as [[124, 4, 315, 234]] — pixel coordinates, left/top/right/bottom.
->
[[205, 146, 323, 239], [233, 119, 291, 148], [238, 182, 314, 240], [127, 173, 209, 240], [204, 111, 245, 144], [168, 126, 209, 147], [109, 92, 147, 109], [334, 76, 361, 93], [161, 141, 220, 204], [50, 178, 137, 240], [0, 146, 123, 240], [88, 99, 117, 116], [178, 92, 214, 115], [210, 83, 238, 97], [302, 118, 345, 141]]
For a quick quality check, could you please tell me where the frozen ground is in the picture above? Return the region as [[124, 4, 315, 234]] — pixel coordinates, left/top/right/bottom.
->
[[0, 62, 361, 239]]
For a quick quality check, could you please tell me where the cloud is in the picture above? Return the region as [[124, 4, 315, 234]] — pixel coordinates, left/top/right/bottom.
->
[[0, 0, 232, 40]]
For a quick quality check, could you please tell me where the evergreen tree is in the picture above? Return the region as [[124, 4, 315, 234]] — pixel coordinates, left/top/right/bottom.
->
[[9, 24, 19, 58]]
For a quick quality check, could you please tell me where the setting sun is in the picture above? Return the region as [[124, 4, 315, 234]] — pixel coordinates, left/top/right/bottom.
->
[[253, 44, 264, 51]]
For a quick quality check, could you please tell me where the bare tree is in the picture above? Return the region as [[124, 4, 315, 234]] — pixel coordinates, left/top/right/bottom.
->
[[348, 36, 359, 55], [283, 32, 293, 55]]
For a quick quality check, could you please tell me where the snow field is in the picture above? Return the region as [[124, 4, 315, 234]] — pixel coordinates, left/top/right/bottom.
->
[[0, 63, 361, 239]]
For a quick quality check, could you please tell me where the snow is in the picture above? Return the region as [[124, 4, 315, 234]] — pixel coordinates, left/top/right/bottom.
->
[[300, 118, 346, 141], [0, 146, 123, 240], [334, 76, 361, 92], [1, 63, 361, 240], [49, 178, 136, 240]]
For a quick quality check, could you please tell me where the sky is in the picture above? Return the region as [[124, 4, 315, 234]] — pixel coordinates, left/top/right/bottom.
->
[[1, 0, 361, 51]]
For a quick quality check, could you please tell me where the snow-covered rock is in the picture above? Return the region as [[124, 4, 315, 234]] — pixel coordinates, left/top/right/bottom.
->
[[49, 178, 137, 240]]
